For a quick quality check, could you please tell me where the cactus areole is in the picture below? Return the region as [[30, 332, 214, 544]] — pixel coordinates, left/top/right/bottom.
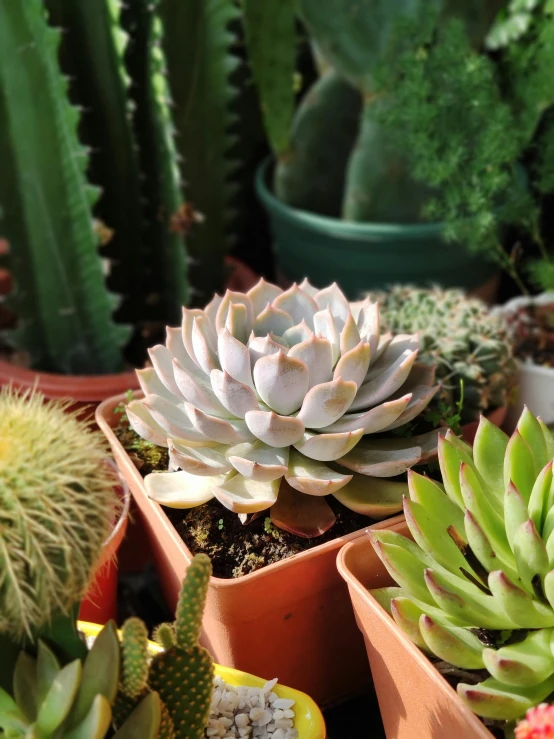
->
[[127, 278, 442, 537], [370, 407, 554, 726]]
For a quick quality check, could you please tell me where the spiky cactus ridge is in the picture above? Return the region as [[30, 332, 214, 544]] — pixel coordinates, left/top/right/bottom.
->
[[370, 407, 554, 724], [0, 387, 118, 638], [370, 285, 518, 423], [127, 278, 443, 537]]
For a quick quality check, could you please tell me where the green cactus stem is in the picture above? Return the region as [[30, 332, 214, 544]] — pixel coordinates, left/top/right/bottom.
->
[[43, 0, 146, 324], [121, 0, 189, 325], [148, 554, 214, 739], [120, 619, 149, 700], [158, 0, 241, 305], [0, 0, 129, 373], [242, 0, 296, 157]]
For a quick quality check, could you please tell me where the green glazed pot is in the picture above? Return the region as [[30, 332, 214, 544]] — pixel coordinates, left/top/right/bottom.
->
[[256, 158, 498, 299]]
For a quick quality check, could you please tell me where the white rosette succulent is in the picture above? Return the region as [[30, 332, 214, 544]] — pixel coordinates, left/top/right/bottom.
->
[[127, 279, 442, 536]]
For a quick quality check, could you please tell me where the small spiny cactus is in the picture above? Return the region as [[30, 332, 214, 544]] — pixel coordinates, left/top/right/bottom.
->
[[148, 554, 214, 739], [0, 387, 119, 638], [152, 623, 176, 651]]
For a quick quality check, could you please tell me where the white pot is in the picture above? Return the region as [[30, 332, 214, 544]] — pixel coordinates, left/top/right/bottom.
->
[[495, 293, 554, 432]]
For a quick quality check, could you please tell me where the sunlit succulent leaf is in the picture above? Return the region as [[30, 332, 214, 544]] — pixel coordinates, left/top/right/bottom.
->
[[210, 369, 258, 418], [288, 335, 334, 389], [483, 629, 554, 687], [244, 409, 305, 447], [253, 352, 309, 415], [282, 320, 314, 347], [145, 470, 227, 508], [326, 394, 411, 434], [215, 290, 254, 335], [350, 349, 418, 411], [247, 277, 283, 315], [137, 367, 181, 404], [173, 361, 230, 417], [297, 377, 357, 429], [169, 440, 233, 476], [127, 400, 169, 447], [213, 474, 280, 513], [458, 675, 554, 721], [294, 428, 364, 461], [333, 474, 406, 517], [333, 341, 371, 388], [273, 284, 318, 329], [419, 615, 485, 669], [227, 441, 289, 482], [286, 448, 351, 495]]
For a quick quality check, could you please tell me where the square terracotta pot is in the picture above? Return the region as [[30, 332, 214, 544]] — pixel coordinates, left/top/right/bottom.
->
[[336, 521, 492, 738], [97, 394, 404, 707]]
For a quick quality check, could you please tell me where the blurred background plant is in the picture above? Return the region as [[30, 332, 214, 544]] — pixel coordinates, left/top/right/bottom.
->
[[245, 0, 554, 297], [0, 0, 258, 375], [369, 286, 518, 424]]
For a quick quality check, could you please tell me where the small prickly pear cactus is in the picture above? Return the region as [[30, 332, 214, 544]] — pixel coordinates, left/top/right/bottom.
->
[[0, 387, 119, 638], [148, 554, 214, 739]]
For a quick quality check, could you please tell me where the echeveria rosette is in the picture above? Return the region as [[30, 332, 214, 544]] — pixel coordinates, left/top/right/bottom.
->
[[370, 407, 554, 725], [127, 279, 441, 537]]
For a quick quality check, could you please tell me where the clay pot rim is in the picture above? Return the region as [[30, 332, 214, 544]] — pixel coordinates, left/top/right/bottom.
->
[[96, 393, 405, 588], [92, 460, 132, 575], [336, 524, 493, 738], [0, 359, 138, 401]]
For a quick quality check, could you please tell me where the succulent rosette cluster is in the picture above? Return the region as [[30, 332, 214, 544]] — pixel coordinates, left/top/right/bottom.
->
[[370, 408, 554, 723], [127, 279, 441, 536]]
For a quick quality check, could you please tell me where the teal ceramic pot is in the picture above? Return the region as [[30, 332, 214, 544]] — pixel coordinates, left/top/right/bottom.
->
[[256, 159, 498, 300]]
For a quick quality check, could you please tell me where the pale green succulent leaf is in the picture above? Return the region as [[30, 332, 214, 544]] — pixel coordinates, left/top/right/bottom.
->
[[36, 642, 61, 708], [473, 415, 509, 498], [419, 615, 485, 669], [13, 653, 38, 725], [407, 471, 465, 533], [504, 431, 537, 503], [36, 659, 81, 735], [112, 692, 161, 739], [483, 628, 554, 687], [333, 474, 406, 518], [67, 621, 120, 729], [528, 462, 554, 538], [0, 687, 27, 733], [64, 694, 112, 739], [458, 674, 554, 720]]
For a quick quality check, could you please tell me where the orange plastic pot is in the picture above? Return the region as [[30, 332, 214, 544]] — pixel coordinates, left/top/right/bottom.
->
[[78, 464, 131, 625], [337, 521, 492, 738], [0, 361, 138, 421], [96, 393, 405, 707]]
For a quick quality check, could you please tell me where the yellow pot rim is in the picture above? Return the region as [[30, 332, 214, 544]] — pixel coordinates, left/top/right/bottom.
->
[[79, 621, 326, 739]]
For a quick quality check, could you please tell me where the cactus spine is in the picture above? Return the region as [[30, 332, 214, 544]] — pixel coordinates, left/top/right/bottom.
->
[[0, 387, 118, 638]]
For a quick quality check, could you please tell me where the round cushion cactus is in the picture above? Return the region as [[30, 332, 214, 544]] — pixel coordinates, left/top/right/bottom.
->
[[0, 387, 119, 637], [369, 285, 517, 423], [127, 279, 442, 536]]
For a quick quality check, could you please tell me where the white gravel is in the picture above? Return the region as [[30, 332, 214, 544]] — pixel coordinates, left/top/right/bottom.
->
[[205, 675, 298, 739]]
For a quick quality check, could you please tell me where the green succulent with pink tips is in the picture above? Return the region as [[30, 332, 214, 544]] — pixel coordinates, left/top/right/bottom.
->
[[127, 279, 441, 536], [370, 407, 554, 726]]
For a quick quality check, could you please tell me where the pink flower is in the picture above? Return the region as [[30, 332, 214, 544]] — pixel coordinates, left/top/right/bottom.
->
[[516, 704, 554, 738]]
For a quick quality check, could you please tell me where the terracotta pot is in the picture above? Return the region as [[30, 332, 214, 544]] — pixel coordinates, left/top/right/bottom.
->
[[78, 463, 131, 625], [459, 404, 507, 445], [337, 521, 492, 739], [96, 394, 405, 707], [0, 361, 138, 420]]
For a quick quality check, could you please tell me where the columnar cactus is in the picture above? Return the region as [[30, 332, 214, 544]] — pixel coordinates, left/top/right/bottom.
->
[[370, 407, 554, 723], [370, 286, 518, 423], [0, 387, 118, 638], [127, 278, 441, 536]]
